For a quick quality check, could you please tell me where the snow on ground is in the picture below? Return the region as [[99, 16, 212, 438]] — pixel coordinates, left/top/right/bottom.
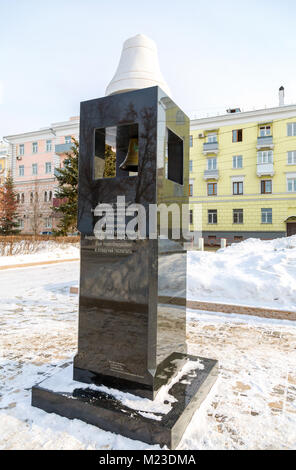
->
[[0, 241, 79, 266], [0, 261, 296, 449], [1, 235, 296, 312], [188, 235, 296, 311]]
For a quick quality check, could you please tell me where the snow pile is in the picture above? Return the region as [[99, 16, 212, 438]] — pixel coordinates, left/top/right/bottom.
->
[[0, 241, 79, 266], [188, 235, 296, 311]]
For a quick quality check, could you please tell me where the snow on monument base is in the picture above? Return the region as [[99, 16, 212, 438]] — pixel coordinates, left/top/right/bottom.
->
[[31, 353, 218, 449]]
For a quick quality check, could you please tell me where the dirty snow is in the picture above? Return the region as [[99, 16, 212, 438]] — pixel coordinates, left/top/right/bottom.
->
[[1, 260, 296, 449]]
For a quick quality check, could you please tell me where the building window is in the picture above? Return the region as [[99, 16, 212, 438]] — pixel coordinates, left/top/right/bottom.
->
[[46, 140, 52, 152], [232, 155, 243, 169], [17, 193, 20, 203], [189, 183, 193, 196], [21, 193, 24, 203], [261, 180, 272, 194], [65, 135, 72, 144], [287, 177, 296, 192], [233, 209, 243, 224], [259, 125, 271, 137], [189, 135, 193, 147], [233, 181, 243, 195], [45, 162, 52, 173], [232, 129, 243, 142], [257, 150, 273, 164], [208, 209, 217, 224], [45, 217, 52, 229], [45, 190, 52, 202], [189, 160, 193, 172], [207, 133, 217, 143], [261, 208, 272, 224], [287, 123, 296, 136], [19, 144, 24, 155], [207, 182, 217, 196], [19, 165, 24, 176], [30, 192, 34, 203], [18, 219, 24, 229], [32, 142, 38, 153], [32, 163, 38, 175], [288, 151, 296, 165], [207, 157, 217, 170], [190, 209, 193, 225]]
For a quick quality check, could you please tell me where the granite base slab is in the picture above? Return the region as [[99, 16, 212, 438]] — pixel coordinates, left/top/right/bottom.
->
[[32, 353, 218, 449]]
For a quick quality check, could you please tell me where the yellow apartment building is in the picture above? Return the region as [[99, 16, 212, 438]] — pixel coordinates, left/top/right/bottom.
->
[[189, 91, 296, 244]]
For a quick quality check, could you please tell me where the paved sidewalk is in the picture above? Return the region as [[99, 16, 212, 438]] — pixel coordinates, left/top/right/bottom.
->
[[0, 258, 79, 270]]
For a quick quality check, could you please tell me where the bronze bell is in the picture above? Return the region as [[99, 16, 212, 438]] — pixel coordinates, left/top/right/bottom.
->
[[119, 138, 139, 171]]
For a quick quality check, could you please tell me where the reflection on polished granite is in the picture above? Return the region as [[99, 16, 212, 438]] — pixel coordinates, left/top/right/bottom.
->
[[73, 238, 188, 398]]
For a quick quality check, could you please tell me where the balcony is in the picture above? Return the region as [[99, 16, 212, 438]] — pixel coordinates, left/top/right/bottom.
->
[[257, 136, 273, 149], [203, 141, 218, 155], [257, 163, 274, 177], [203, 169, 219, 180], [55, 143, 72, 154]]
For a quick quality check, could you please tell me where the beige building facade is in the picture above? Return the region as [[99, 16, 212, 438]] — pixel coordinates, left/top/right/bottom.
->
[[4, 117, 79, 233]]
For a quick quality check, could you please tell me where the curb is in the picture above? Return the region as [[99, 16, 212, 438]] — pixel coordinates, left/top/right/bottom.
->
[[0, 258, 80, 271], [187, 300, 296, 322]]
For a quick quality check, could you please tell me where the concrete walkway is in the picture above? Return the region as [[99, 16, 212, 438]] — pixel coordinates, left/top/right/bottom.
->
[[0, 258, 79, 271]]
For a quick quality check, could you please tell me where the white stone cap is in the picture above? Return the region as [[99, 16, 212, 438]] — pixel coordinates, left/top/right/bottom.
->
[[105, 34, 171, 97]]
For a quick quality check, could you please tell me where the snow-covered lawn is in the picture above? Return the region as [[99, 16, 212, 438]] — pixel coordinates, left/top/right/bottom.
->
[[0, 261, 295, 449], [0, 241, 79, 267], [188, 235, 296, 311]]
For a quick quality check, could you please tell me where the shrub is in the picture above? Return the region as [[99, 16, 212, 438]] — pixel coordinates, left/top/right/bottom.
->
[[0, 235, 80, 256]]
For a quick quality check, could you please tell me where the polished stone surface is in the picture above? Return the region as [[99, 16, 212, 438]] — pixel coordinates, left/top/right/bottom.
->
[[74, 87, 190, 398], [32, 353, 218, 449]]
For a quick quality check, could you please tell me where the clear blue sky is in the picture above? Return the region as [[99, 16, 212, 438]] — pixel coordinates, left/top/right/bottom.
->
[[1, 0, 296, 138]]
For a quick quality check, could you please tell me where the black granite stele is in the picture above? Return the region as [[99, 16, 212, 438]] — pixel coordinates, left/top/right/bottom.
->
[[32, 87, 218, 448]]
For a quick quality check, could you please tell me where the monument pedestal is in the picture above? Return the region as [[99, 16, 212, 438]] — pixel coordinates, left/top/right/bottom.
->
[[32, 353, 218, 449]]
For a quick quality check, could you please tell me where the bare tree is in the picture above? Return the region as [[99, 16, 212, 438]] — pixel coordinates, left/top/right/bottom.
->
[[29, 179, 42, 236]]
